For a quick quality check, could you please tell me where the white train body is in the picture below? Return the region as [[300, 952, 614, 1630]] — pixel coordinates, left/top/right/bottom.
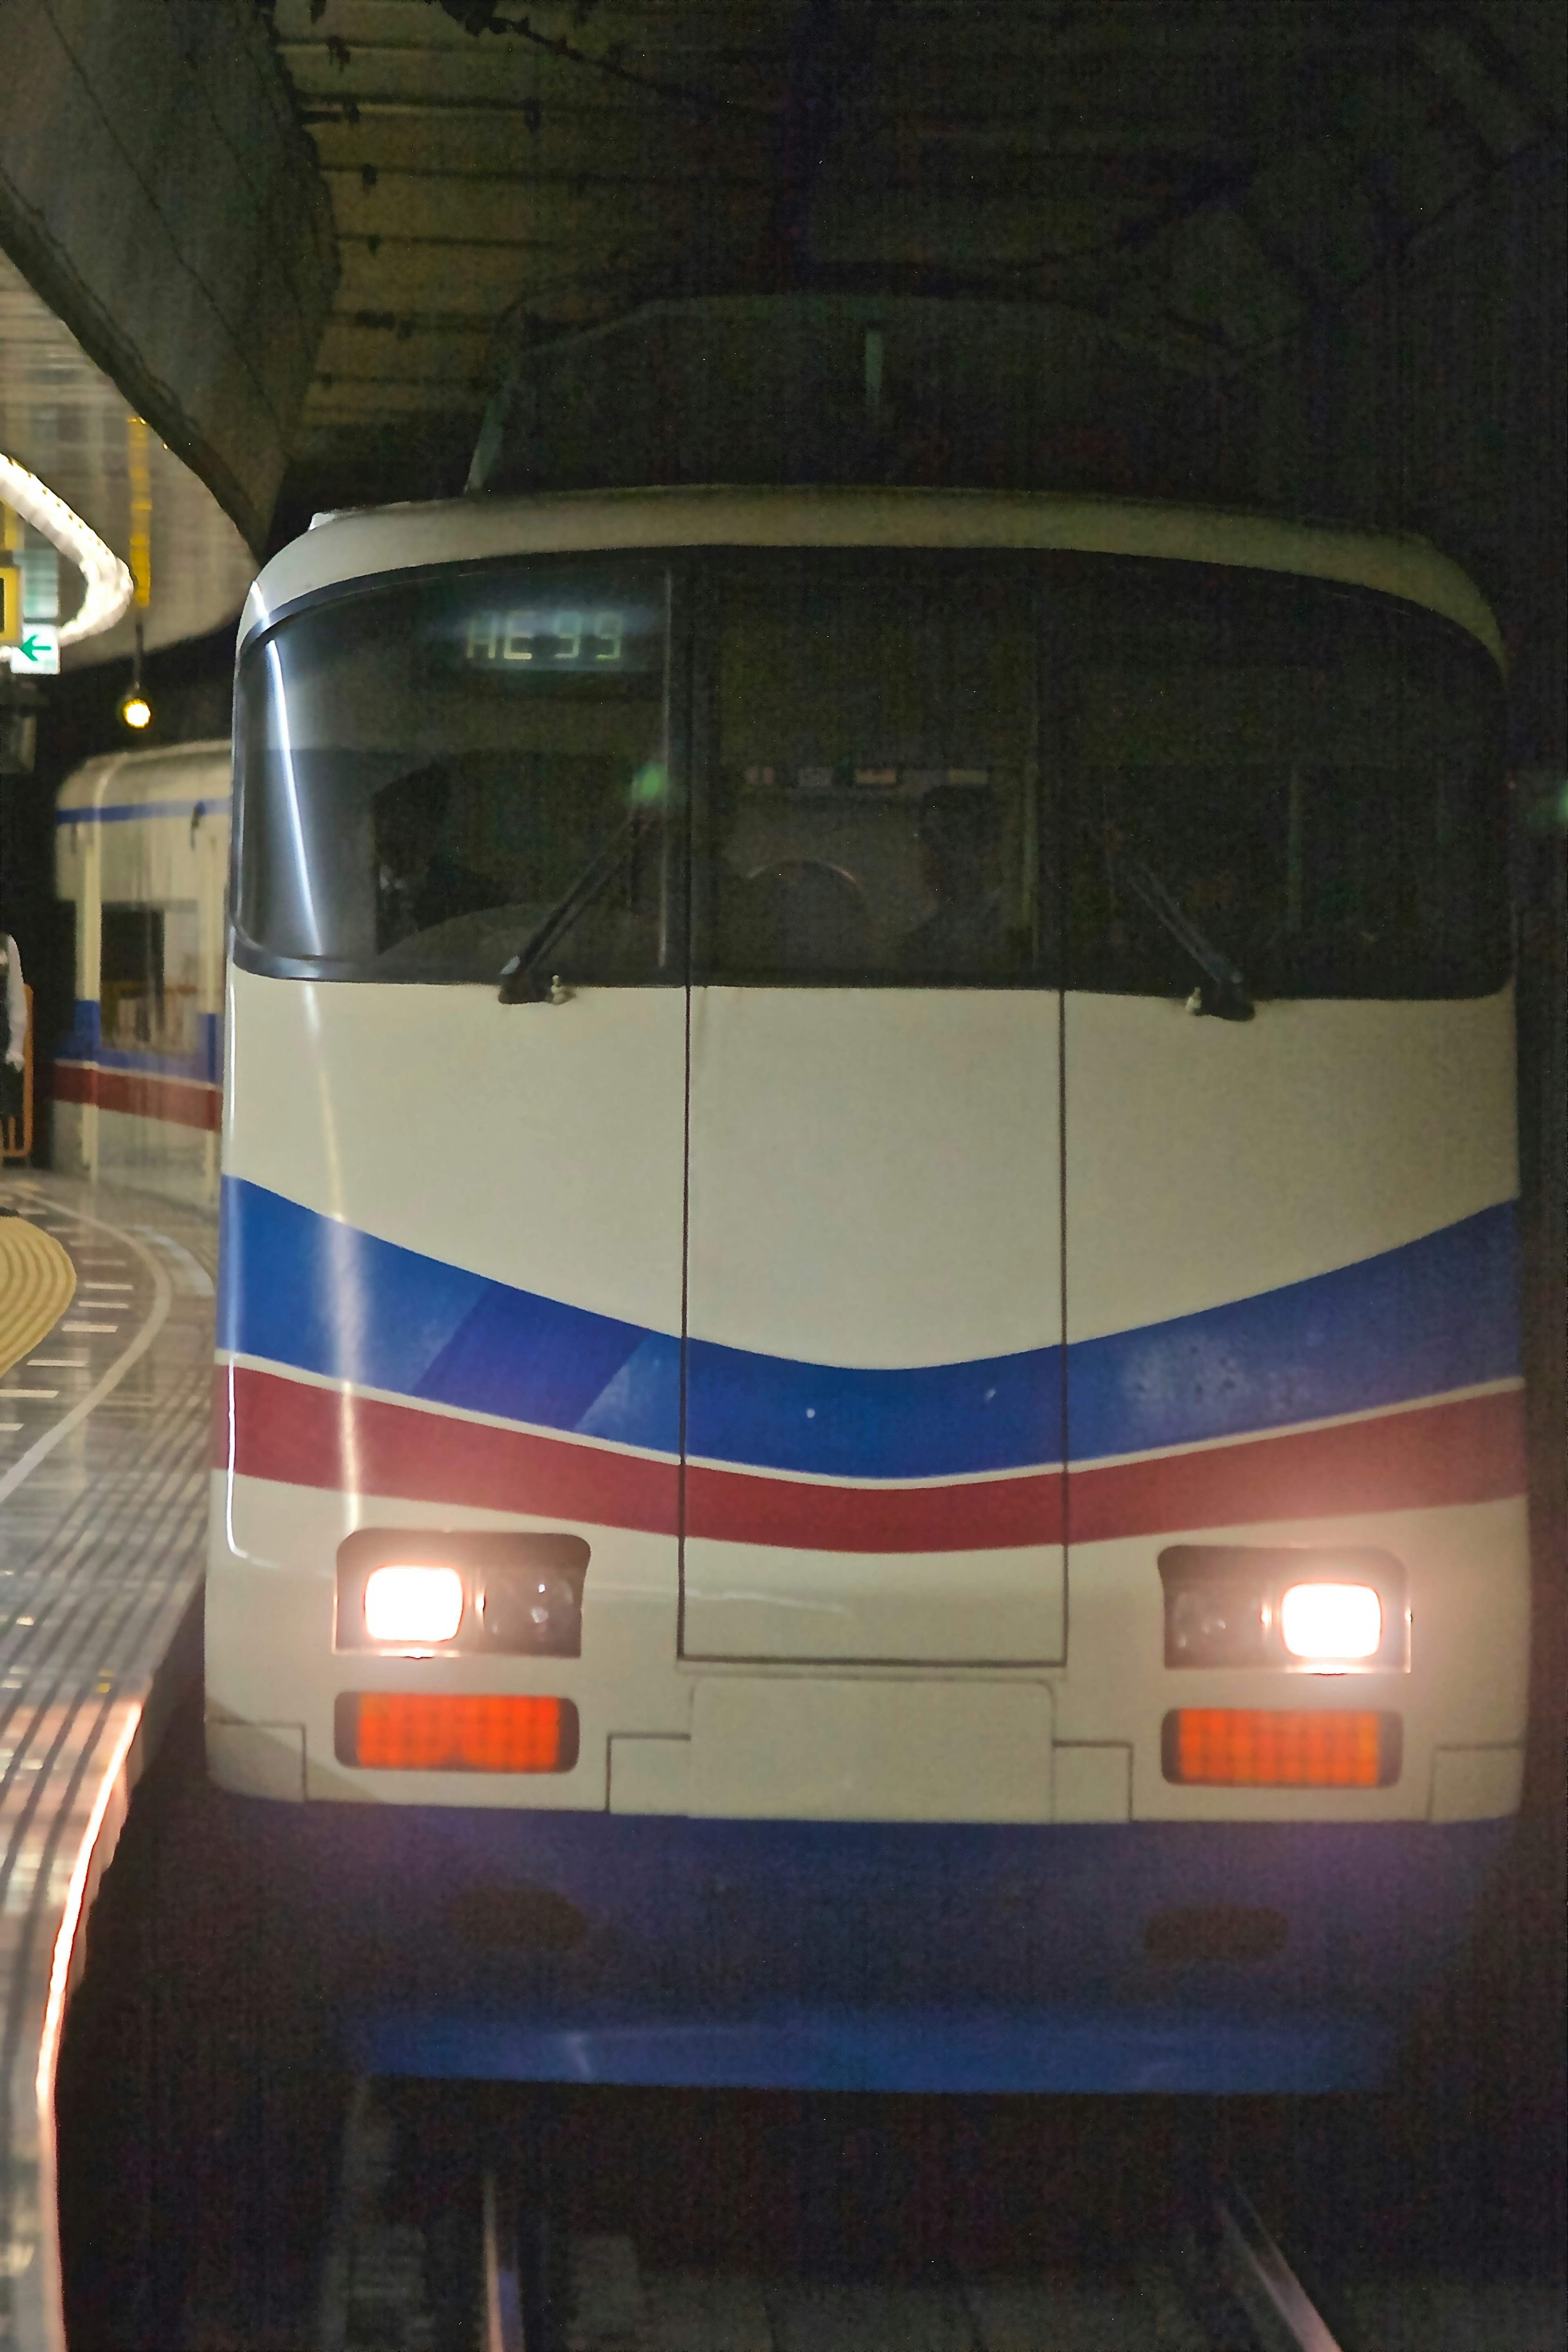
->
[[205, 489, 1527, 2092], [54, 740, 230, 1208]]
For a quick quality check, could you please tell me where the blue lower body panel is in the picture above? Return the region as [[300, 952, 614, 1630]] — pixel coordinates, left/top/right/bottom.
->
[[367, 2002, 1385, 2096], [247, 1804, 1512, 2093]]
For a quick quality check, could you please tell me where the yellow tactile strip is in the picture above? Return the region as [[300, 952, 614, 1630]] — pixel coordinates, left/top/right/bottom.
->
[[0, 1217, 76, 1378]]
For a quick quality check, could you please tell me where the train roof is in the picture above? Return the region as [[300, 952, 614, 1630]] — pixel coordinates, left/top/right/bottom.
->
[[241, 486, 1504, 672], [56, 738, 231, 819]]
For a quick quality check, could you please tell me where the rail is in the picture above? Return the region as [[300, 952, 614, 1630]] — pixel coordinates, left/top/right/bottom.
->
[[323, 2078, 1356, 2352]]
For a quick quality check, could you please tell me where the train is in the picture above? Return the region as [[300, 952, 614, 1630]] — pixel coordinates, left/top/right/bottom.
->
[[193, 294, 1525, 2092], [54, 739, 229, 1208], [199, 473, 1528, 2096]]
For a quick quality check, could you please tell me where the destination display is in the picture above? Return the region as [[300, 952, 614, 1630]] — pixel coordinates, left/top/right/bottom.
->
[[433, 579, 663, 678], [465, 607, 628, 666]]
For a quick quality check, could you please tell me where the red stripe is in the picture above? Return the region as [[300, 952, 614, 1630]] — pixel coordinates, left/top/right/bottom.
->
[[218, 1366, 1525, 1548], [53, 1060, 220, 1133], [686, 1459, 1063, 1548], [221, 1365, 678, 1532], [1066, 1386, 1526, 1538]]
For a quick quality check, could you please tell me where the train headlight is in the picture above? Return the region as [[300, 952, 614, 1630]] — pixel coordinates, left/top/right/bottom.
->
[[479, 1565, 580, 1654], [1279, 1581, 1382, 1662], [1158, 1546, 1408, 1672], [336, 1532, 589, 1655], [364, 1564, 464, 1646], [1166, 1584, 1270, 1667]]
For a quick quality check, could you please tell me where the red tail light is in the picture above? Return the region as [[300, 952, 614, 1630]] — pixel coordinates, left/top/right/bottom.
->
[[335, 1693, 578, 1773], [1163, 1707, 1399, 1788]]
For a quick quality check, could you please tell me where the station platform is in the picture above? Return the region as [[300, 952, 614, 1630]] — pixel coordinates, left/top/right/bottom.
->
[[0, 1174, 214, 2352]]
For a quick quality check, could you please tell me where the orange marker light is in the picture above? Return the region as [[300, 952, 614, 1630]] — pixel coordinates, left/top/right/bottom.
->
[[336, 1693, 578, 1774], [1163, 1707, 1399, 1788]]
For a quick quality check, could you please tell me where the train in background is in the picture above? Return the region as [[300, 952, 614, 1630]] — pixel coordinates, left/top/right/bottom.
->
[[205, 298, 1529, 2096], [53, 739, 229, 1208]]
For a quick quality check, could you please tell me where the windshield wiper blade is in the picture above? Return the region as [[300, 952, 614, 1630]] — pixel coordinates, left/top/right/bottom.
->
[[1119, 855, 1254, 1021], [498, 806, 653, 1004]]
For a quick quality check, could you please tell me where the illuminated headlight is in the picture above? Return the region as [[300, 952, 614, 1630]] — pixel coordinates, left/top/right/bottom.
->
[[1159, 1545, 1408, 1672], [336, 1532, 589, 1656], [364, 1564, 464, 1646], [1280, 1581, 1382, 1662]]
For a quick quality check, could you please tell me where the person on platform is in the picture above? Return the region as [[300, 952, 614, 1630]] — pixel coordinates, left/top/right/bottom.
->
[[0, 918, 25, 1210]]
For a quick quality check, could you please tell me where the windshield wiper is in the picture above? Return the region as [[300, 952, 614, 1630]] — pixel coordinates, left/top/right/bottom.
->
[[1118, 854, 1254, 1021], [498, 805, 656, 1004]]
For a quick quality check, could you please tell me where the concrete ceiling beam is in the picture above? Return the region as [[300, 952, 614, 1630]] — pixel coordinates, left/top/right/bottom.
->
[[0, 0, 338, 553]]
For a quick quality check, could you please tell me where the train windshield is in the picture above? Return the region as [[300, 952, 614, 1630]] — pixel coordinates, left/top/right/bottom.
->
[[708, 559, 1040, 984], [236, 549, 1506, 997], [237, 564, 673, 982], [1053, 557, 1506, 1002]]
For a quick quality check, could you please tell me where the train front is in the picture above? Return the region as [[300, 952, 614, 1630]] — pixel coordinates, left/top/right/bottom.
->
[[207, 492, 1528, 2092]]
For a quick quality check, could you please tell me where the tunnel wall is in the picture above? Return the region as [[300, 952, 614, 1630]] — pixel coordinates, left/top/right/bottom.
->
[[1218, 135, 1565, 759]]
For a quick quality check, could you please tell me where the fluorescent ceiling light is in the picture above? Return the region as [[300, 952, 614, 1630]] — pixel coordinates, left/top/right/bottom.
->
[[0, 449, 134, 646]]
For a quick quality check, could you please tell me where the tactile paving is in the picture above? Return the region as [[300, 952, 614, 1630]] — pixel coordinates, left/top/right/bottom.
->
[[0, 1226, 74, 1384]]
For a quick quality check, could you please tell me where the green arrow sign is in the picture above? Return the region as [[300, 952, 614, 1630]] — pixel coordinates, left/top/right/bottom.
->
[[9, 624, 59, 674]]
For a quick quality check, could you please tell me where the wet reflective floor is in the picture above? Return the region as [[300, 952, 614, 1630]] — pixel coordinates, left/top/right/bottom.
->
[[0, 1174, 215, 2352]]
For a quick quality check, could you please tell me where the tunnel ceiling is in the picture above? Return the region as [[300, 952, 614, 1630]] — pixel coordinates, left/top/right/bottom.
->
[[271, 0, 1565, 521]]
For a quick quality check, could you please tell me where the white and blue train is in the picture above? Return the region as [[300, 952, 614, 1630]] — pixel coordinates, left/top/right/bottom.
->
[[205, 483, 1527, 2092], [54, 740, 229, 1208]]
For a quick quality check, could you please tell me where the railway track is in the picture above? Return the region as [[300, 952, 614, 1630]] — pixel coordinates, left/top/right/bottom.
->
[[317, 2078, 1350, 2352]]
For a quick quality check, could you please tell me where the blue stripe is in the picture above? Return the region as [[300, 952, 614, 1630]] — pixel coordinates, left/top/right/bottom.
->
[[55, 796, 230, 825], [687, 1330, 1060, 1478], [1067, 1206, 1518, 1460], [57, 1002, 223, 1086], [218, 1179, 682, 1455], [218, 1178, 1518, 1479]]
